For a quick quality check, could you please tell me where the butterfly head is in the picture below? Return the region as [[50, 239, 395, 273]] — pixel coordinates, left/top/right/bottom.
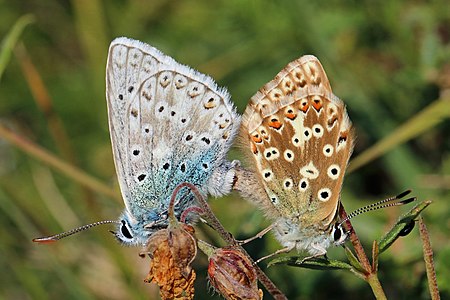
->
[[330, 222, 348, 246], [113, 210, 166, 246]]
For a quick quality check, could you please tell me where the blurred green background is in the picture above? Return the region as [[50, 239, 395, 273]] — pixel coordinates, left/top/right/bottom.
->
[[0, 1, 449, 299]]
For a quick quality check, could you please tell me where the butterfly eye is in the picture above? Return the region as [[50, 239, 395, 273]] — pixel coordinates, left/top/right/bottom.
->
[[332, 224, 347, 245], [120, 220, 133, 240]]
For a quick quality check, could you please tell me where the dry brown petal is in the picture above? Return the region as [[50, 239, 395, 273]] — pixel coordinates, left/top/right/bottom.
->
[[208, 247, 263, 300], [142, 223, 197, 300]]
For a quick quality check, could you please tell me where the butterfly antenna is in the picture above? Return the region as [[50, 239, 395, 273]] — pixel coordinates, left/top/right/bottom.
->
[[340, 190, 415, 226], [33, 220, 120, 244]]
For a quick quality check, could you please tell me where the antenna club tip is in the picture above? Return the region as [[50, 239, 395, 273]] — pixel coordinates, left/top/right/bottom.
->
[[32, 237, 58, 244], [397, 190, 412, 199], [402, 197, 416, 204]]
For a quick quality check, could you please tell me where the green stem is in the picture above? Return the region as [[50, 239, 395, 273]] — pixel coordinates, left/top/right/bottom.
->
[[340, 205, 387, 298], [0, 124, 120, 201], [366, 273, 387, 300], [419, 217, 441, 300]]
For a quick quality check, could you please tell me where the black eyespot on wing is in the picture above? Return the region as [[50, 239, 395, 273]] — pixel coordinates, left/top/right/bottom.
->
[[201, 137, 211, 145], [338, 135, 347, 145], [137, 174, 146, 181], [320, 190, 329, 199]]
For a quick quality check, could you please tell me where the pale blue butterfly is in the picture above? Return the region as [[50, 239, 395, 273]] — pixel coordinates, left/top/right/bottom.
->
[[34, 37, 240, 246]]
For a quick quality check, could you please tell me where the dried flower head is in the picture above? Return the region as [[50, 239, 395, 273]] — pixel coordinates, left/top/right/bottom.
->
[[208, 247, 263, 300], [141, 222, 197, 300]]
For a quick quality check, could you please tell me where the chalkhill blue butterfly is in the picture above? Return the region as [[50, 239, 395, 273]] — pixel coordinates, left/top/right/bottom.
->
[[34, 37, 240, 246], [235, 55, 413, 261]]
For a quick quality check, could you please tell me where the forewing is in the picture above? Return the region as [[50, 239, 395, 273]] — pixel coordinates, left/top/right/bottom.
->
[[241, 56, 354, 227], [106, 38, 240, 218]]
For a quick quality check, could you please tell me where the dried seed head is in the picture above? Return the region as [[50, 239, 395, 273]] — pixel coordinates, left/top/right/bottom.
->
[[141, 223, 197, 300], [208, 247, 263, 300]]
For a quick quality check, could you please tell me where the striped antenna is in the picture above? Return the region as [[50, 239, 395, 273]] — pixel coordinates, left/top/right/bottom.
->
[[33, 220, 120, 244], [340, 190, 415, 226]]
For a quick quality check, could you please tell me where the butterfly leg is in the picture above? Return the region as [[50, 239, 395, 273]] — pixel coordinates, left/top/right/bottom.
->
[[255, 244, 295, 264], [299, 244, 328, 264], [236, 223, 275, 245]]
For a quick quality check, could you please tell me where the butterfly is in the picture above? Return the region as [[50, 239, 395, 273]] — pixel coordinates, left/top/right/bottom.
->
[[34, 37, 240, 246], [235, 55, 354, 258]]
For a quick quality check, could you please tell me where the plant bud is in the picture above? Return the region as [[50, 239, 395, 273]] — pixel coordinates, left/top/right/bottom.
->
[[141, 223, 197, 300], [208, 247, 263, 300]]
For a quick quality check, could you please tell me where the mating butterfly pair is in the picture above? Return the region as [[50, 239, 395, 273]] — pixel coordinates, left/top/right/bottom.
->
[[33, 37, 377, 259]]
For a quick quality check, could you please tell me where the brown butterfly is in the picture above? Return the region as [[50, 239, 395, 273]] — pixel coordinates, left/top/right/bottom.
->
[[235, 55, 355, 259], [235, 56, 414, 261]]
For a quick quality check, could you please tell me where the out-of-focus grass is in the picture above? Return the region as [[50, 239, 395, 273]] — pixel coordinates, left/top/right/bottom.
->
[[0, 1, 449, 299]]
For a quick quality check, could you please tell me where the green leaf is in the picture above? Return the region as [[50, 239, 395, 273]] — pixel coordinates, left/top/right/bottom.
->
[[268, 256, 353, 271], [344, 246, 367, 275], [0, 14, 34, 81], [377, 200, 431, 254]]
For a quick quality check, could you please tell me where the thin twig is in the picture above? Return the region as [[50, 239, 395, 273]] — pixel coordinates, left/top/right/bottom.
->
[[340, 205, 371, 273], [339, 205, 387, 299], [418, 217, 440, 300], [15, 42, 77, 163], [178, 182, 287, 300], [0, 124, 120, 201]]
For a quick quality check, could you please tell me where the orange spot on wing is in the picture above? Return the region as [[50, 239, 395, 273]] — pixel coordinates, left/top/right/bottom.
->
[[285, 112, 297, 120], [251, 134, 262, 143], [312, 99, 322, 111], [300, 102, 309, 113], [268, 120, 282, 129]]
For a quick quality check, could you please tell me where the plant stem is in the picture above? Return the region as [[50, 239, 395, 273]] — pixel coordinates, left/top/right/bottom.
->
[[419, 217, 441, 300], [340, 206, 372, 272], [178, 182, 287, 300], [339, 205, 387, 299], [0, 124, 120, 201], [366, 273, 387, 300]]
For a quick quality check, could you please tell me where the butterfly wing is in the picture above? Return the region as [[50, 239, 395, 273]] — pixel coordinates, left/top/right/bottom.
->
[[106, 37, 240, 220], [240, 55, 353, 228]]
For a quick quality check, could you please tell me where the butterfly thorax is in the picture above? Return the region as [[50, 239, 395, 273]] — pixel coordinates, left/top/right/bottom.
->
[[273, 216, 335, 256]]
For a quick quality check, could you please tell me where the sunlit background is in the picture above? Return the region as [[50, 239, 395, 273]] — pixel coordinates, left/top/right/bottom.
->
[[0, 1, 449, 299]]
